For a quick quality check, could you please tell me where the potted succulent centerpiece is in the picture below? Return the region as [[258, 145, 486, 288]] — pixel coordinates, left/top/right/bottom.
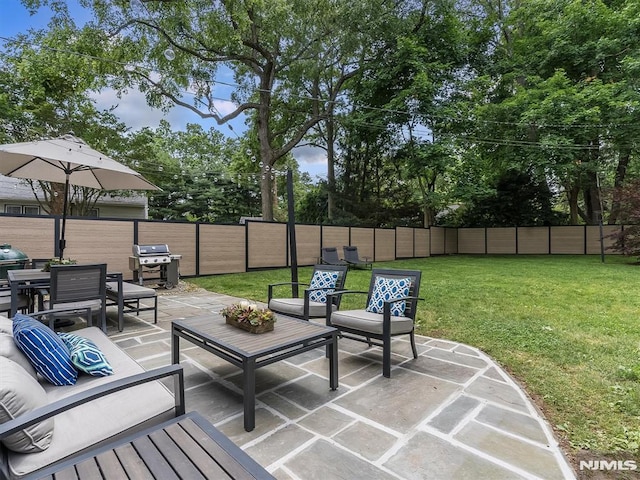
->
[[43, 258, 77, 272], [221, 301, 276, 334]]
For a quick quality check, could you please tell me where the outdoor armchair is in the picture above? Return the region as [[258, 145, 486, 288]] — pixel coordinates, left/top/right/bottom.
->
[[343, 245, 373, 270], [326, 268, 422, 378], [268, 264, 348, 321]]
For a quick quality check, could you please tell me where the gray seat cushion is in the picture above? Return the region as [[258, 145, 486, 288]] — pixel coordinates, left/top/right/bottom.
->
[[330, 309, 414, 335], [269, 298, 337, 318], [106, 282, 156, 300]]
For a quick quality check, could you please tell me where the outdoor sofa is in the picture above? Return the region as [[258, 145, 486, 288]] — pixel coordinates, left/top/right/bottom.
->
[[0, 310, 184, 479]]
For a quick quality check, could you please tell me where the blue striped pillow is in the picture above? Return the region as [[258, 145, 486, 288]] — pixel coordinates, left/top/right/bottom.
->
[[12, 314, 78, 386], [58, 333, 113, 377]]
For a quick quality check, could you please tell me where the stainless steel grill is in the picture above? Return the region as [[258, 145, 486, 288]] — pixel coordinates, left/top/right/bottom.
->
[[130, 244, 181, 289]]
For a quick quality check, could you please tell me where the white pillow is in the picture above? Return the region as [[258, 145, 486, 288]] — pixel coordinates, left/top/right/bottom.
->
[[0, 357, 54, 453], [0, 316, 37, 378]]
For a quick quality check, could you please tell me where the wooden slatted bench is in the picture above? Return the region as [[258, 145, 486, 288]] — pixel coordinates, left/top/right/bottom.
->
[[33, 412, 274, 480]]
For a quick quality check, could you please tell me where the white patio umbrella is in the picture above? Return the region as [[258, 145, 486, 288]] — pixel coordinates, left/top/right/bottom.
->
[[0, 134, 160, 259]]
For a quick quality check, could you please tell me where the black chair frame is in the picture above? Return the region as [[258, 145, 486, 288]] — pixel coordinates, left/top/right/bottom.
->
[[268, 264, 349, 321], [326, 268, 422, 378]]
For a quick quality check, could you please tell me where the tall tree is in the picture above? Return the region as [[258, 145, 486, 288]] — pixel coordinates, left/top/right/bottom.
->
[[21, 0, 393, 220], [460, 0, 640, 225]]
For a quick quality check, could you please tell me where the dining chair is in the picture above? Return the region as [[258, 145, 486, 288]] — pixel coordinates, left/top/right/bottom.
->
[[0, 286, 29, 316], [46, 263, 108, 332]]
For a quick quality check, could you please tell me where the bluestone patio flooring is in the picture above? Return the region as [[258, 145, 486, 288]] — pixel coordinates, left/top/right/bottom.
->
[[104, 288, 576, 480]]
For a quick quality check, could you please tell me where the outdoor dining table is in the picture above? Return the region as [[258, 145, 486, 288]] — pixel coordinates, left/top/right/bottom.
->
[[7, 268, 125, 319]]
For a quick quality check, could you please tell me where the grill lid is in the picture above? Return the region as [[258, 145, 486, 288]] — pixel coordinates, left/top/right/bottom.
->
[[133, 244, 171, 256], [0, 244, 28, 262]]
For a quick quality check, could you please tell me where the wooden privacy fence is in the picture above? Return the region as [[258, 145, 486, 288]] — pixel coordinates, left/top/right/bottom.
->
[[0, 214, 625, 281]]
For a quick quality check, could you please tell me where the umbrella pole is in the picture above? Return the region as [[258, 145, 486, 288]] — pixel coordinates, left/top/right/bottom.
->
[[287, 169, 299, 298], [59, 173, 70, 260]]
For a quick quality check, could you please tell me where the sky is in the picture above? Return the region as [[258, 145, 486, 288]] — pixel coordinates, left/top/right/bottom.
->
[[0, 0, 328, 180]]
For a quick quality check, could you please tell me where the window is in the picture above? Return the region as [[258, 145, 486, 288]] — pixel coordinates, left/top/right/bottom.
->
[[4, 205, 41, 215], [4, 205, 22, 214], [87, 208, 99, 218], [23, 206, 40, 215]]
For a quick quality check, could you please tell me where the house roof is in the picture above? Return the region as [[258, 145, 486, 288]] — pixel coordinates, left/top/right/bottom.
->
[[0, 176, 148, 206]]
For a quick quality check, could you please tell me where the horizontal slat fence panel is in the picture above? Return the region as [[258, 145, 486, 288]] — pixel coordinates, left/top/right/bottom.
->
[[321, 226, 350, 253], [487, 228, 516, 254], [374, 229, 395, 261], [586, 225, 620, 254], [199, 224, 246, 274], [445, 228, 458, 254], [138, 221, 197, 276], [458, 228, 485, 254], [350, 227, 374, 261], [550, 226, 584, 254], [294, 224, 321, 265], [247, 222, 287, 268], [1, 214, 627, 286], [430, 227, 446, 255], [396, 227, 414, 258], [518, 227, 549, 254], [0, 216, 55, 260], [414, 228, 430, 257], [65, 220, 134, 277]]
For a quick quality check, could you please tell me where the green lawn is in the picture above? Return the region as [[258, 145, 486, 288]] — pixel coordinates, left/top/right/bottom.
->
[[189, 255, 640, 459]]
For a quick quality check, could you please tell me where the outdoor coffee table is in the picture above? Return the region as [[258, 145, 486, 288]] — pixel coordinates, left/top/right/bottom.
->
[[171, 314, 339, 432], [34, 412, 274, 479]]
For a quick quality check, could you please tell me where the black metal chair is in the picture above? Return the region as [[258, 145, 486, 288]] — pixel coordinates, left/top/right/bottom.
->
[[0, 286, 29, 316], [319, 247, 348, 267], [106, 272, 158, 332], [268, 264, 349, 321], [343, 246, 373, 270], [45, 263, 108, 332], [326, 268, 422, 378]]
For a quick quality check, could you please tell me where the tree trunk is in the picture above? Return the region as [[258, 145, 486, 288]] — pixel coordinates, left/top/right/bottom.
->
[[566, 184, 580, 225]]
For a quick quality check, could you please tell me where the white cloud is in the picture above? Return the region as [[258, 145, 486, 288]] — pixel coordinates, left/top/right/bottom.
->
[[293, 145, 328, 179], [90, 87, 241, 133]]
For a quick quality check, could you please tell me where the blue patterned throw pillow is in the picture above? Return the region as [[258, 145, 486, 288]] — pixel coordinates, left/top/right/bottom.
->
[[308, 270, 339, 304], [58, 333, 113, 377], [12, 314, 78, 386], [366, 277, 411, 317]]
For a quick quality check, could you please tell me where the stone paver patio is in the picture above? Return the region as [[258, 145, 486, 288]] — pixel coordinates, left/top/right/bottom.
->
[[105, 289, 577, 480]]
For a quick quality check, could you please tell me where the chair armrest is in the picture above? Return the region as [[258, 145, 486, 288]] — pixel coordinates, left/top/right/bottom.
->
[[382, 296, 424, 328], [326, 289, 368, 300], [0, 364, 185, 441], [268, 282, 309, 301]]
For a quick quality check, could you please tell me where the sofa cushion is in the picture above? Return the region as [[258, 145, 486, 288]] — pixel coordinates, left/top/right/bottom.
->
[[0, 316, 37, 379], [12, 314, 78, 386], [0, 357, 54, 453], [58, 333, 113, 377]]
